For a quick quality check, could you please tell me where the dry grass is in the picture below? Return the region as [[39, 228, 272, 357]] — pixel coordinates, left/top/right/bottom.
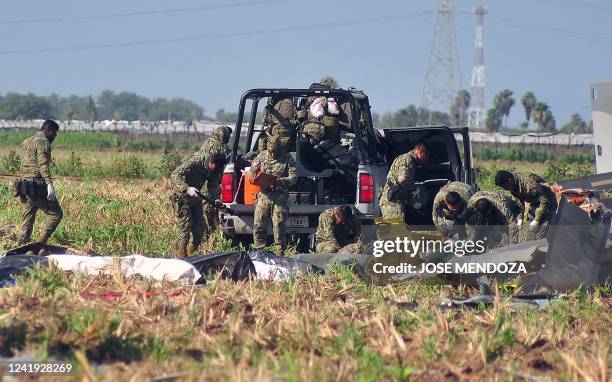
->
[[0, 264, 609, 381]]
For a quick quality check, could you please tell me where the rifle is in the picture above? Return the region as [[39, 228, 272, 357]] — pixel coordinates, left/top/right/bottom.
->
[[194, 189, 236, 215]]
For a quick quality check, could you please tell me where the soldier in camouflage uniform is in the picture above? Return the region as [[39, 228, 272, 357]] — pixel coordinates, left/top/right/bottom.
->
[[170, 152, 227, 257], [249, 136, 297, 256], [432, 181, 475, 239], [495, 170, 558, 240], [199, 125, 232, 236], [262, 97, 296, 148], [379, 143, 428, 219], [461, 191, 523, 250], [17, 120, 63, 245], [315, 205, 362, 253]]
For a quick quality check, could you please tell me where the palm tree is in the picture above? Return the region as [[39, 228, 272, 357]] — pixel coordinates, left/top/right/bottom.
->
[[450, 90, 471, 126], [531, 102, 556, 132], [521, 92, 537, 127], [493, 90, 515, 128]]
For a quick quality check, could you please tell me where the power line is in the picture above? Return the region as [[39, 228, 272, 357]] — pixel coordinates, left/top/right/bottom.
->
[[0, 0, 286, 26], [456, 10, 612, 45], [531, 0, 612, 13], [0, 12, 434, 55]]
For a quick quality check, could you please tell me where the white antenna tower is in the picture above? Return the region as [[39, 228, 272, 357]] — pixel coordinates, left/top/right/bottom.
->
[[467, 4, 488, 129]]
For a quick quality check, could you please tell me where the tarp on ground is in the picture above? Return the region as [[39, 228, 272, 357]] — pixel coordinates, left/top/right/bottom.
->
[[248, 250, 325, 281], [0, 255, 48, 284], [184, 252, 255, 282], [47, 254, 202, 284]]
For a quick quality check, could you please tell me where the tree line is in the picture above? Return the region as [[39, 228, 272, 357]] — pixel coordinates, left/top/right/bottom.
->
[[0, 90, 205, 122], [373, 89, 592, 134]]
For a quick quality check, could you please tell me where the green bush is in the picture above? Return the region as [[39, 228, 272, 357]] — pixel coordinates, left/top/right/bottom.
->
[[474, 146, 593, 164], [0, 150, 21, 173], [53, 151, 85, 177], [110, 155, 147, 178], [156, 152, 182, 178]]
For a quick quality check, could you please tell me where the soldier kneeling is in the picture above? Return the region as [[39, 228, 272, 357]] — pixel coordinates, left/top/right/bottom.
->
[[315, 205, 362, 254]]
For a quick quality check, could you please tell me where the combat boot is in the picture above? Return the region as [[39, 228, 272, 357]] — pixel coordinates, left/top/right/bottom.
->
[[36, 233, 49, 244]]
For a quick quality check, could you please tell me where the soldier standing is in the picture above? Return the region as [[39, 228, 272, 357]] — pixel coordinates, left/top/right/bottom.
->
[[432, 181, 475, 239], [17, 120, 63, 245], [200, 125, 232, 236], [249, 136, 297, 256], [494, 171, 557, 239], [461, 191, 523, 250], [315, 205, 362, 254], [379, 143, 428, 219], [170, 152, 226, 257]]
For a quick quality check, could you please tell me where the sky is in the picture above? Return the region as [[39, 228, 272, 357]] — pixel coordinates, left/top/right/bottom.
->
[[1, 0, 611, 126]]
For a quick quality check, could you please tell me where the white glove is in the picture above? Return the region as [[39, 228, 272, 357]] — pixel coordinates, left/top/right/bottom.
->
[[529, 219, 538, 228], [186, 187, 198, 197], [517, 218, 523, 226], [47, 183, 56, 201]]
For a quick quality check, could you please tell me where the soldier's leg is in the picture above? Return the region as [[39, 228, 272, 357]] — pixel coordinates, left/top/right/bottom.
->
[[271, 203, 288, 251], [18, 198, 38, 244], [190, 200, 205, 251], [203, 203, 218, 235], [38, 198, 63, 243], [316, 241, 340, 253], [253, 196, 271, 249], [175, 201, 191, 254], [338, 242, 362, 254], [379, 188, 404, 219]]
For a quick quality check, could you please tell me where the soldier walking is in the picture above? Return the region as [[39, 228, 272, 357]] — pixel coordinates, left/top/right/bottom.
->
[[170, 152, 226, 257], [315, 205, 362, 254], [432, 181, 475, 239], [17, 120, 63, 245], [249, 136, 297, 256], [379, 143, 428, 219]]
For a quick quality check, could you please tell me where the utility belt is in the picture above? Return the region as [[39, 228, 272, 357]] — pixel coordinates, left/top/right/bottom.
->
[[12, 177, 47, 202]]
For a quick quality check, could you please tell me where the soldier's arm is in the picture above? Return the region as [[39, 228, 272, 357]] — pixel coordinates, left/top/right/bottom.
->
[[36, 138, 53, 184], [431, 193, 447, 230], [533, 185, 554, 224], [398, 158, 417, 191], [171, 154, 202, 193], [349, 219, 362, 242], [280, 156, 297, 187], [206, 173, 222, 200]]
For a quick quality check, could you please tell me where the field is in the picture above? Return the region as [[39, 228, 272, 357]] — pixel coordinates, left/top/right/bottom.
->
[[0, 131, 609, 381]]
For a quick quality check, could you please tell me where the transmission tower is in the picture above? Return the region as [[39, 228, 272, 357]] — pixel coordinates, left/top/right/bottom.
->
[[420, 0, 462, 125], [467, 4, 488, 129]]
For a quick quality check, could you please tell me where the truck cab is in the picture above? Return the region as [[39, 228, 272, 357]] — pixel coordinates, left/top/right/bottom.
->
[[219, 88, 475, 249]]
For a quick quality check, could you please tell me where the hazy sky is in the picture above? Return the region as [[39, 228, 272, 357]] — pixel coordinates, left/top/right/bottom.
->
[[1, 0, 610, 126]]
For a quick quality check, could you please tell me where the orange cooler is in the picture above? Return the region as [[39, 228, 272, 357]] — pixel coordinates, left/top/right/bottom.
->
[[243, 171, 260, 205]]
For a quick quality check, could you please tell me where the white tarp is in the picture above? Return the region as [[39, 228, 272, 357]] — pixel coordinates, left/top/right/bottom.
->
[[47, 254, 201, 284]]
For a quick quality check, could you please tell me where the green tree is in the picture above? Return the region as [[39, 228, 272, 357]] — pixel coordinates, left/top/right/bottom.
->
[[560, 113, 589, 133], [450, 90, 471, 126], [493, 89, 515, 128], [0, 92, 56, 119], [85, 96, 97, 122], [485, 107, 502, 132], [521, 91, 537, 127], [531, 102, 556, 132]]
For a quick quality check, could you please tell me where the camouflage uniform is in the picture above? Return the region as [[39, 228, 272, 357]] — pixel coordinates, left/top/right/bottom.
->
[[315, 207, 362, 253], [261, 97, 296, 151], [199, 126, 231, 234], [432, 181, 475, 239], [18, 132, 63, 244], [379, 150, 419, 219], [170, 152, 219, 254], [509, 172, 558, 225], [462, 191, 523, 250], [250, 139, 297, 252]]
